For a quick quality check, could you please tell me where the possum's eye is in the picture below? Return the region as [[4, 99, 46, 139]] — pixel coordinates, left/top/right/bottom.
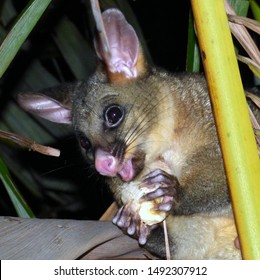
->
[[79, 135, 92, 152], [104, 105, 124, 128]]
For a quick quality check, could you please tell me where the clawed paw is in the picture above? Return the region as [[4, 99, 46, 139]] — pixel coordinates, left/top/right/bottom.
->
[[114, 169, 179, 244], [141, 169, 178, 212], [113, 202, 152, 245]]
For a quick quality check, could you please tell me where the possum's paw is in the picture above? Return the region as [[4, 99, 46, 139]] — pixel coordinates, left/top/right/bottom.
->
[[114, 169, 178, 244], [142, 169, 178, 213], [113, 202, 154, 245]]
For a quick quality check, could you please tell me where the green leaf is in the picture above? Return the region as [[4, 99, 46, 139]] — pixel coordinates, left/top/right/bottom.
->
[[250, 0, 260, 21], [228, 0, 250, 16], [0, 155, 35, 218], [186, 11, 200, 73], [0, 0, 52, 78]]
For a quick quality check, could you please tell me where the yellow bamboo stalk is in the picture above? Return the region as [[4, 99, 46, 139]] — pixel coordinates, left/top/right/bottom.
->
[[191, 0, 260, 259]]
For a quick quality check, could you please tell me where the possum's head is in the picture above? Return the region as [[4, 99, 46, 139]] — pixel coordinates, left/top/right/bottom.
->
[[17, 9, 160, 182]]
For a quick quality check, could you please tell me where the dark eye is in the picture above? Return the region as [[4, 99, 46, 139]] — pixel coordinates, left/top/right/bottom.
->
[[79, 135, 91, 152], [104, 105, 124, 128]]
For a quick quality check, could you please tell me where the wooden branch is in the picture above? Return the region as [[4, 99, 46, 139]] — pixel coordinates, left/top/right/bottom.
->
[[0, 130, 60, 157]]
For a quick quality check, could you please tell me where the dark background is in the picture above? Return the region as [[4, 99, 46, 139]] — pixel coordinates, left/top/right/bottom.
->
[[0, 0, 255, 219], [130, 0, 190, 71]]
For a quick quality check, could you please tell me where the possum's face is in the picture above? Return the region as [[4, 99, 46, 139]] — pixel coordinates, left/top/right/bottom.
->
[[17, 8, 162, 182], [72, 76, 161, 182]]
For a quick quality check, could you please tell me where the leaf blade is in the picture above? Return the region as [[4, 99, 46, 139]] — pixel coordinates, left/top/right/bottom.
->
[[0, 0, 53, 78], [0, 155, 35, 218]]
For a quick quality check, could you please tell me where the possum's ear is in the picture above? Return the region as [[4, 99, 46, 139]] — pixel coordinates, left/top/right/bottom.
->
[[94, 8, 147, 84], [17, 89, 72, 124]]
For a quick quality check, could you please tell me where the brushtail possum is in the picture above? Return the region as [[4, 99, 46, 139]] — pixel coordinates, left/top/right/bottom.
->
[[17, 8, 259, 259]]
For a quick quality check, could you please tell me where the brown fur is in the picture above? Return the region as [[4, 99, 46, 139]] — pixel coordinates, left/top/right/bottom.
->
[[17, 8, 259, 260]]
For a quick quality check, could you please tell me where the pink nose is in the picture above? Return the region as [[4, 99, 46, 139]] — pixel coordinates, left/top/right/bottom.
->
[[94, 148, 135, 181], [95, 149, 118, 176]]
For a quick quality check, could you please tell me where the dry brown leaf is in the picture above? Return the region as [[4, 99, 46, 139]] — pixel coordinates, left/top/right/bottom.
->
[[225, 0, 260, 67], [247, 91, 260, 109], [82, 234, 148, 260], [0, 217, 147, 260], [246, 91, 260, 152], [237, 55, 260, 78], [228, 14, 260, 35]]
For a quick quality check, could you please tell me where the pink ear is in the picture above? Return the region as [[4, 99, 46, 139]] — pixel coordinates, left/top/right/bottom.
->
[[17, 93, 72, 124], [94, 9, 142, 81]]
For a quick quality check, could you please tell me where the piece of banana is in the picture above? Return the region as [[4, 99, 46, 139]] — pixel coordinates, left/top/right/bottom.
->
[[120, 182, 166, 226]]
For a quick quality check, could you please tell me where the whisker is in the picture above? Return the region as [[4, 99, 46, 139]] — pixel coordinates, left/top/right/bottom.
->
[[123, 89, 172, 148], [40, 162, 79, 176], [126, 107, 168, 149], [115, 89, 145, 143], [123, 96, 158, 145], [126, 138, 169, 155], [84, 80, 174, 166]]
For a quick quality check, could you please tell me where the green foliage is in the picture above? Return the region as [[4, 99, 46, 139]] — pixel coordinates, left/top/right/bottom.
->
[[186, 11, 200, 73], [0, 0, 52, 78], [229, 0, 250, 15], [0, 156, 34, 217], [250, 0, 260, 21]]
